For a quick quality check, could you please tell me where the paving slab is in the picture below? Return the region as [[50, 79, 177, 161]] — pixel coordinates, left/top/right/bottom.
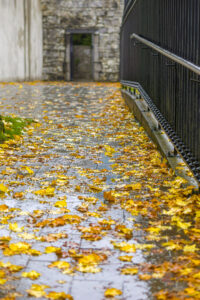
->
[[0, 82, 199, 300]]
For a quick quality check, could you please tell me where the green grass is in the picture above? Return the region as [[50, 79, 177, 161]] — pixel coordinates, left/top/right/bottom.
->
[[0, 115, 33, 142]]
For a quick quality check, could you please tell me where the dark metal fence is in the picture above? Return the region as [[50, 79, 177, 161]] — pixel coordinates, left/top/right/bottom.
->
[[121, 0, 200, 181]]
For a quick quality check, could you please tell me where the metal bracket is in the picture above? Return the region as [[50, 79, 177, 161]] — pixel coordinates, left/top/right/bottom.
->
[[190, 78, 200, 83], [165, 63, 176, 67]]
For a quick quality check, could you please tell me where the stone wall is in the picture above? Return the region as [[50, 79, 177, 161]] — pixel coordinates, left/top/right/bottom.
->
[[0, 0, 43, 82], [41, 0, 124, 81]]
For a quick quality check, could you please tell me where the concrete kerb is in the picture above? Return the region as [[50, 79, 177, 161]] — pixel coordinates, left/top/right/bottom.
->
[[121, 89, 199, 190]]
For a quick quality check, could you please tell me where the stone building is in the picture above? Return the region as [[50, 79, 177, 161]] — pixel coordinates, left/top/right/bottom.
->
[[41, 0, 124, 81], [0, 0, 42, 82]]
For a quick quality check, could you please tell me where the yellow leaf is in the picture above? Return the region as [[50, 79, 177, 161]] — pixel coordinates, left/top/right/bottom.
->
[[152, 272, 165, 279], [139, 274, 152, 280], [13, 192, 24, 199], [131, 183, 142, 190], [54, 200, 67, 208], [184, 287, 200, 297], [76, 253, 105, 273], [0, 184, 8, 193], [0, 279, 7, 285], [76, 265, 101, 273], [89, 185, 103, 192], [0, 236, 11, 242], [136, 244, 155, 250], [146, 227, 161, 234], [75, 185, 81, 191], [121, 267, 138, 275], [104, 191, 117, 203], [0, 270, 5, 278], [27, 284, 49, 298], [104, 145, 115, 156], [45, 246, 61, 254], [176, 220, 191, 230], [162, 241, 182, 251], [7, 264, 24, 273], [87, 212, 102, 218], [21, 270, 40, 280], [0, 204, 9, 212], [48, 261, 70, 270], [112, 242, 136, 253], [193, 272, 200, 279], [183, 244, 197, 253], [9, 222, 24, 232], [21, 166, 34, 175], [7, 242, 30, 253], [78, 253, 103, 265], [29, 249, 41, 256], [47, 292, 73, 300], [118, 256, 133, 262], [104, 288, 122, 297], [34, 187, 55, 197], [18, 233, 35, 240]]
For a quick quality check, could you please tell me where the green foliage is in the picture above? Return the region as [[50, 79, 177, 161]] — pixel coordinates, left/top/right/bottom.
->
[[0, 115, 33, 142], [72, 34, 92, 46]]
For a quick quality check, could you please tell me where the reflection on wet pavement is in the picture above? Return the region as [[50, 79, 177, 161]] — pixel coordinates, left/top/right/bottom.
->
[[0, 82, 199, 300]]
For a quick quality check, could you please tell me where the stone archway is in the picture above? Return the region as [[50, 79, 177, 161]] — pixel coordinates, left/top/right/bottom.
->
[[65, 29, 100, 81]]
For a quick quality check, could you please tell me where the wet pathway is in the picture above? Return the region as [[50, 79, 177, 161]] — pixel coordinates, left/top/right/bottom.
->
[[0, 82, 199, 300]]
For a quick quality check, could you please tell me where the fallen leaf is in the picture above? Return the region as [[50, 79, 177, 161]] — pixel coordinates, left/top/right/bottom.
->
[[0, 184, 8, 193], [54, 200, 67, 208], [47, 292, 73, 300], [34, 187, 55, 197], [139, 274, 152, 280], [9, 222, 24, 232], [121, 267, 138, 275], [118, 255, 133, 262], [112, 242, 136, 253], [21, 166, 34, 175], [104, 288, 122, 297], [21, 270, 40, 280], [45, 246, 61, 254], [27, 284, 49, 298]]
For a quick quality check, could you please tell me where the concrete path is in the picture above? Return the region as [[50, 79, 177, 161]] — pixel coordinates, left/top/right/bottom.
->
[[0, 82, 199, 300]]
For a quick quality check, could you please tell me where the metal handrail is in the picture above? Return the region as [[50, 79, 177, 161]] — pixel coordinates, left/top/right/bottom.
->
[[122, 0, 138, 25], [131, 33, 200, 76]]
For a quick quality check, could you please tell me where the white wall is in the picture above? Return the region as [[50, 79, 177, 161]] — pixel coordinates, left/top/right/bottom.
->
[[0, 0, 43, 81]]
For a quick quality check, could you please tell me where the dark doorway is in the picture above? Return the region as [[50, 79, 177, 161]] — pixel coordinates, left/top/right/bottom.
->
[[71, 33, 93, 81]]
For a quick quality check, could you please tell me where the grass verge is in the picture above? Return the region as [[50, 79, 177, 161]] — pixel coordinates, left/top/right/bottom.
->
[[0, 115, 33, 142]]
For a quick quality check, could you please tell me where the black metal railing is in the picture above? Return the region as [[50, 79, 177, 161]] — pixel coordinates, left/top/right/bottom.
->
[[120, 0, 200, 181]]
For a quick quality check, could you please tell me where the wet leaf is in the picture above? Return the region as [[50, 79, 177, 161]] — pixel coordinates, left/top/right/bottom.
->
[[47, 292, 73, 300], [139, 274, 152, 280], [121, 267, 138, 275], [27, 284, 49, 298], [21, 166, 34, 175], [183, 244, 197, 253], [104, 288, 122, 297], [130, 183, 142, 190], [54, 200, 67, 208], [34, 187, 55, 197], [45, 246, 61, 254], [21, 270, 40, 280], [104, 145, 115, 157], [118, 255, 133, 262], [0, 279, 7, 284], [112, 242, 136, 253], [48, 261, 70, 270], [0, 184, 8, 193], [9, 222, 24, 232]]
